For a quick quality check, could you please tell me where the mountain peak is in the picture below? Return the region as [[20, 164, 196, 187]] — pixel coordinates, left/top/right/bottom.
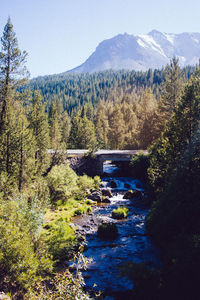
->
[[68, 30, 200, 73]]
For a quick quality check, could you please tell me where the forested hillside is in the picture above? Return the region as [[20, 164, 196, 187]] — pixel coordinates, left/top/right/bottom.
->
[[26, 66, 194, 113], [18, 63, 194, 150]]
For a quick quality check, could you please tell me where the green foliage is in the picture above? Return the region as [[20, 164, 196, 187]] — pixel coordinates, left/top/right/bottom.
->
[[146, 68, 200, 299], [69, 113, 97, 149], [43, 218, 77, 261], [47, 163, 99, 204], [74, 204, 92, 216], [0, 196, 53, 290], [47, 164, 78, 204], [112, 206, 129, 219], [159, 56, 183, 120], [130, 152, 150, 181], [28, 90, 50, 176], [148, 68, 200, 195], [26, 257, 90, 300]]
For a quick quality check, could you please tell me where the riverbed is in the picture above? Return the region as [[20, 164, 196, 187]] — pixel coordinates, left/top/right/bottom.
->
[[72, 163, 160, 299]]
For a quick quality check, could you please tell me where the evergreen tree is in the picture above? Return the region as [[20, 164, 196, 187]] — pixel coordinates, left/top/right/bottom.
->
[[16, 107, 36, 191], [108, 105, 125, 149], [159, 56, 183, 120], [96, 100, 109, 148], [0, 17, 28, 133], [0, 18, 32, 192], [60, 110, 71, 147], [29, 91, 50, 176], [148, 68, 200, 195], [49, 101, 62, 150]]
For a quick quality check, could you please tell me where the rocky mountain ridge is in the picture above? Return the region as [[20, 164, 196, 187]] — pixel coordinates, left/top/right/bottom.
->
[[68, 30, 200, 73]]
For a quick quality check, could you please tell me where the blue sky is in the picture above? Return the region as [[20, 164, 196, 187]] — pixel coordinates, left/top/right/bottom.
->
[[1, 0, 200, 78]]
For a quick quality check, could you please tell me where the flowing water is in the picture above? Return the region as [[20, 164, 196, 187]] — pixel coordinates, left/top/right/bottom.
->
[[72, 163, 160, 299]]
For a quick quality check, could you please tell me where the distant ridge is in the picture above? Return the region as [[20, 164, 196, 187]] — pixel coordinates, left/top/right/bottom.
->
[[67, 30, 200, 73]]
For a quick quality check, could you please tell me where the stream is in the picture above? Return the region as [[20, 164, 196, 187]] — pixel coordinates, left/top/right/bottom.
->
[[71, 162, 160, 299]]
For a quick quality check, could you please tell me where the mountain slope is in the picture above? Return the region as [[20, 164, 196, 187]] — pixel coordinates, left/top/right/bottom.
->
[[68, 30, 200, 73]]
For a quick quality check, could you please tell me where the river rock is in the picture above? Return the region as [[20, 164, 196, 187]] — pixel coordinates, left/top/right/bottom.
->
[[101, 188, 112, 197], [100, 182, 107, 188], [88, 190, 102, 202], [124, 183, 131, 189], [97, 222, 118, 239], [123, 189, 143, 199], [102, 197, 111, 203], [110, 180, 117, 188]]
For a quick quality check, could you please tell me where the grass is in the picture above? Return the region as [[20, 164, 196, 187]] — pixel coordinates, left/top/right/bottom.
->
[[112, 206, 129, 219], [42, 198, 94, 262]]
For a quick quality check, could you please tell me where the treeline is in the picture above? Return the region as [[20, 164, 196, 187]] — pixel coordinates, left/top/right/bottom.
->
[[23, 65, 194, 114]]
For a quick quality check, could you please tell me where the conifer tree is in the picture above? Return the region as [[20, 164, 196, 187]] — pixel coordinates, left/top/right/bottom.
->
[[108, 105, 125, 149], [148, 68, 200, 194], [60, 110, 71, 147], [96, 100, 109, 148], [159, 56, 183, 120], [49, 101, 62, 150], [0, 18, 33, 192], [29, 91, 50, 175], [0, 17, 28, 133], [16, 107, 36, 191]]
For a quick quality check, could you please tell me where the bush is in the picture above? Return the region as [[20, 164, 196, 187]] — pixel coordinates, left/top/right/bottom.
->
[[47, 164, 78, 204], [0, 196, 53, 291], [43, 218, 78, 262], [47, 164, 100, 205], [74, 205, 92, 216], [112, 206, 129, 219]]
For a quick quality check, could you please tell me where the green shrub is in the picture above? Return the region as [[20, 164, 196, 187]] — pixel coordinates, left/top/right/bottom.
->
[[26, 255, 90, 300], [0, 196, 53, 290], [47, 164, 100, 205], [43, 218, 78, 261], [112, 206, 129, 219], [47, 164, 78, 204]]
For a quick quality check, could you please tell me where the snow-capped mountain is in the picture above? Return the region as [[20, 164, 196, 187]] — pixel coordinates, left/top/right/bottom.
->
[[68, 30, 200, 73]]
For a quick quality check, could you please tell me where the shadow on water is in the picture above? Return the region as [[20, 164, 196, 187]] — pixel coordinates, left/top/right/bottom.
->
[[72, 162, 160, 299]]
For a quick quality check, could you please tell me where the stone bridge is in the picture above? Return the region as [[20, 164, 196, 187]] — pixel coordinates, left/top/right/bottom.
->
[[67, 149, 147, 175]]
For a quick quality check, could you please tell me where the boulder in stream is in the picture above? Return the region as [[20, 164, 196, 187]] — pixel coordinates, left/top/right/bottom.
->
[[97, 222, 118, 239], [123, 189, 143, 199], [101, 188, 112, 197], [102, 197, 111, 203], [110, 180, 117, 188], [88, 190, 102, 202]]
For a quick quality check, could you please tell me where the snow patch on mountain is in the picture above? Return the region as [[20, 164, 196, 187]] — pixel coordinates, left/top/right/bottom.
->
[[67, 30, 200, 73], [137, 34, 167, 57]]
